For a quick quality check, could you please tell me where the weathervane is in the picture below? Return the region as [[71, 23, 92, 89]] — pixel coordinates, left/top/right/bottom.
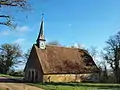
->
[[42, 12, 44, 20]]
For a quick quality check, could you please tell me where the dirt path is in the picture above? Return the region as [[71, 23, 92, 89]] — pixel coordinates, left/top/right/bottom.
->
[[0, 77, 43, 90], [0, 83, 44, 90]]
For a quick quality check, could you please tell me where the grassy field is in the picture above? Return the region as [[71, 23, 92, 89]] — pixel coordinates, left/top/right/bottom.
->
[[0, 88, 4, 90], [0, 74, 23, 79], [0, 74, 11, 77], [29, 82, 120, 90], [0, 74, 120, 90]]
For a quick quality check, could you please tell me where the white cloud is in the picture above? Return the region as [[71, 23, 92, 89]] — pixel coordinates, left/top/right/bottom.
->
[[73, 43, 86, 49], [46, 38, 49, 43], [13, 38, 26, 44], [16, 26, 30, 32], [73, 43, 79, 48], [80, 44, 86, 49], [0, 25, 30, 36], [0, 30, 10, 36]]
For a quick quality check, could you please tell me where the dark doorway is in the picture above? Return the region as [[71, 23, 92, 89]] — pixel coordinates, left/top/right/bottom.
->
[[31, 70, 34, 82]]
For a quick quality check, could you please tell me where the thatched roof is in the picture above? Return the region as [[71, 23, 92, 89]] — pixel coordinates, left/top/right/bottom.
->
[[34, 45, 99, 74]]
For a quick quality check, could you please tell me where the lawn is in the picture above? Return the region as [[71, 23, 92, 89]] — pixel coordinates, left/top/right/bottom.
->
[[0, 74, 11, 77], [0, 88, 5, 90], [0, 74, 23, 79], [29, 82, 120, 90]]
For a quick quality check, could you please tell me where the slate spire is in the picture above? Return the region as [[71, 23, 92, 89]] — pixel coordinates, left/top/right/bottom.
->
[[36, 14, 46, 48]]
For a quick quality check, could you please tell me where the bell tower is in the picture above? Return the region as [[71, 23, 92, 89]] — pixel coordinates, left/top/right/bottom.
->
[[36, 14, 46, 49]]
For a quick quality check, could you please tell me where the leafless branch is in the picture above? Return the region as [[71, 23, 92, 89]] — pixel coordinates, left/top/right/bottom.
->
[[0, 0, 30, 10], [0, 14, 15, 28]]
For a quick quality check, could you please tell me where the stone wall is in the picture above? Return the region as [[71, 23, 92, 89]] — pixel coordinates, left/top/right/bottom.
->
[[24, 46, 43, 82], [43, 73, 99, 82]]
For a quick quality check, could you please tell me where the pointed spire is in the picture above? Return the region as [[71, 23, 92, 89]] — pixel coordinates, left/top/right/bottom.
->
[[39, 13, 44, 36], [36, 13, 46, 48], [37, 13, 45, 41]]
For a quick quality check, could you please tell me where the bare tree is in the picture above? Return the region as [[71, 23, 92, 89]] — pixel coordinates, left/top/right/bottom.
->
[[103, 31, 120, 83], [23, 48, 31, 64], [0, 0, 30, 28], [88, 46, 97, 60]]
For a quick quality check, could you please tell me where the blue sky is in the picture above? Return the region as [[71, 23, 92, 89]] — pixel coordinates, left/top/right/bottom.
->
[[1, 0, 120, 53]]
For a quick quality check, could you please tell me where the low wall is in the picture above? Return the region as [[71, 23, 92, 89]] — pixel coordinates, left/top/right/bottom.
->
[[43, 73, 99, 82]]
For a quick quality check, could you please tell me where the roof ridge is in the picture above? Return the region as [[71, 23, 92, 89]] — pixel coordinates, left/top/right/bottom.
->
[[46, 44, 85, 50]]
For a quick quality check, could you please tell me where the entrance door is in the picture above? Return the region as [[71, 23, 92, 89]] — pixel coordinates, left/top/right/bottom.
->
[[31, 70, 34, 82], [30, 69, 39, 82]]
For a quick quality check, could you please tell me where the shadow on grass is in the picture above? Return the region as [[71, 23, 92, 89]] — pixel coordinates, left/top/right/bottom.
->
[[36, 82, 120, 89], [0, 77, 25, 83]]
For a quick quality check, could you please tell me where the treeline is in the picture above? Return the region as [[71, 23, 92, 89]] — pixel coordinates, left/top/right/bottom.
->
[[1, 31, 120, 83], [88, 31, 120, 83], [0, 43, 30, 76], [48, 31, 120, 83]]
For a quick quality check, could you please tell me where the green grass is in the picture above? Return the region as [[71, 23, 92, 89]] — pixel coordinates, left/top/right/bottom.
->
[[0, 74, 23, 81], [0, 88, 4, 90], [0, 74, 23, 78], [0, 74, 11, 77], [28, 82, 120, 90]]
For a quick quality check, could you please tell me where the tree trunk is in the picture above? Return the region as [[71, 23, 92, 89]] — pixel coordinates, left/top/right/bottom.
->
[[114, 68, 120, 83]]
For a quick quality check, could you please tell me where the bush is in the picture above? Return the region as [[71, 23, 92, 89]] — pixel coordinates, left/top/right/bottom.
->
[[7, 70, 23, 77]]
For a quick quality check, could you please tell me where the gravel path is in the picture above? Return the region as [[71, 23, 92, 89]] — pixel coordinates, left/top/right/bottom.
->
[[0, 77, 43, 90], [0, 83, 44, 90]]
